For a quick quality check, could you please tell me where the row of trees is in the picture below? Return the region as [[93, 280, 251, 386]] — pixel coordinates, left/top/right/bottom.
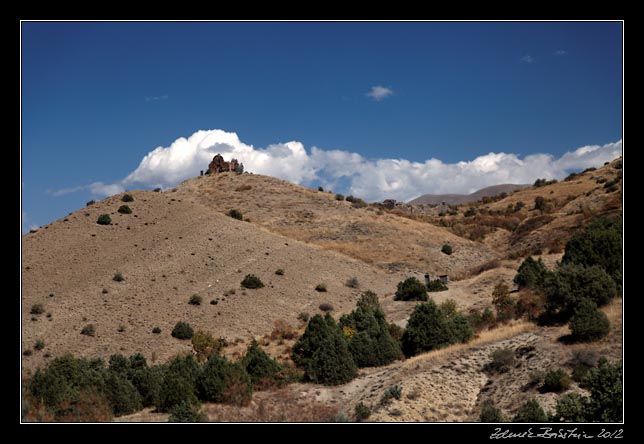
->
[[292, 290, 475, 385], [26, 338, 287, 422], [512, 217, 621, 341]]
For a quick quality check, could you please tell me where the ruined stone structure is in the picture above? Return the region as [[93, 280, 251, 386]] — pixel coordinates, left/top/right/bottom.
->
[[207, 154, 244, 174]]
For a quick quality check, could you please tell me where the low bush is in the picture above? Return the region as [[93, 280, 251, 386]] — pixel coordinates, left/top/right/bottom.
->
[[426, 279, 448, 292], [319, 303, 334, 312], [335, 194, 345, 201], [513, 399, 547, 422], [486, 348, 514, 373], [30, 304, 45, 315], [275, 268, 285, 276], [345, 277, 359, 288], [569, 299, 610, 342], [441, 244, 453, 255], [480, 399, 504, 422], [542, 369, 571, 393], [97, 214, 112, 225], [113, 272, 125, 282], [121, 194, 134, 202], [117, 205, 132, 214], [188, 295, 202, 306], [394, 277, 427, 301], [152, 327, 161, 334], [86, 200, 95, 206], [34, 339, 45, 351], [171, 321, 194, 340], [354, 402, 371, 421], [227, 209, 243, 220], [315, 283, 327, 292], [168, 401, 206, 422], [241, 274, 264, 289], [380, 385, 402, 404], [81, 324, 96, 337]]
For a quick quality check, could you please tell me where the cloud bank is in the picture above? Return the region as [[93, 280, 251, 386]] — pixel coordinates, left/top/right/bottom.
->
[[60, 129, 622, 203]]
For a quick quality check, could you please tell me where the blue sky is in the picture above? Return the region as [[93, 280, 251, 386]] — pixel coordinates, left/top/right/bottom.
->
[[21, 21, 623, 232]]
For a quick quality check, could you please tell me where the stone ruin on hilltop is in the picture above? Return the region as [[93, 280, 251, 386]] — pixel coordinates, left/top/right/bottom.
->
[[206, 153, 244, 175]]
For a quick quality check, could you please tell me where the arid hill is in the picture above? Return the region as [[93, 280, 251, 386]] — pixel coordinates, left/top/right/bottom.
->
[[172, 173, 498, 277], [408, 184, 529, 205]]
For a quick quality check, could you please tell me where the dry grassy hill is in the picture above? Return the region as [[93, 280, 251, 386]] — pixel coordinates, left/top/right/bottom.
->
[[21, 190, 409, 372], [172, 173, 499, 277]]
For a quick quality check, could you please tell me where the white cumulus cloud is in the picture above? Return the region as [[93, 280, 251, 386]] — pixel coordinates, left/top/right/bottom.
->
[[54, 129, 622, 204], [366, 86, 394, 101]]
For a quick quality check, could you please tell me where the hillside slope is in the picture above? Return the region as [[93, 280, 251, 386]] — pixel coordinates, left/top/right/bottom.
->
[[408, 184, 529, 205], [21, 191, 406, 372], [172, 173, 498, 277]]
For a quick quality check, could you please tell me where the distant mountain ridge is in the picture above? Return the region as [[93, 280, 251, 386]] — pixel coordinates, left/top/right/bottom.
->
[[408, 184, 529, 205]]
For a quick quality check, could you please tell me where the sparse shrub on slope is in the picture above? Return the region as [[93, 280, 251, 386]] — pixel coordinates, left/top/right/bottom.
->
[[492, 281, 516, 322], [227, 209, 243, 220], [426, 279, 448, 292], [513, 399, 547, 422], [188, 294, 202, 305], [480, 399, 504, 422], [401, 300, 453, 357], [97, 214, 112, 225], [241, 274, 264, 289], [569, 299, 610, 342], [81, 324, 96, 337], [171, 321, 194, 340], [30, 303, 45, 315], [121, 194, 134, 202], [553, 392, 587, 422], [292, 314, 357, 385], [394, 277, 427, 301], [86, 200, 95, 206], [542, 369, 571, 393], [562, 216, 622, 292], [441, 244, 453, 255], [117, 205, 132, 214], [486, 348, 514, 374], [354, 402, 371, 421], [242, 339, 283, 388]]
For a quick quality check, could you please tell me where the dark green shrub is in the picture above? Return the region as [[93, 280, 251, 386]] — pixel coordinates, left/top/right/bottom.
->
[[34, 339, 45, 351], [480, 399, 504, 422], [152, 327, 161, 334], [380, 385, 402, 404], [426, 279, 448, 292], [188, 294, 202, 306], [197, 353, 252, 405], [569, 299, 610, 342], [562, 217, 622, 291], [319, 302, 334, 312], [30, 304, 45, 315], [401, 301, 452, 357], [339, 299, 401, 368], [542, 369, 571, 393], [291, 314, 357, 385], [103, 371, 142, 416], [553, 393, 587, 422], [275, 268, 284, 276], [486, 348, 514, 373], [171, 321, 194, 340], [227, 209, 243, 220], [86, 200, 95, 206], [354, 402, 371, 421], [544, 264, 616, 320], [81, 324, 96, 337], [241, 274, 264, 289], [534, 196, 547, 211], [441, 244, 453, 255], [335, 193, 345, 201], [97, 214, 112, 225], [446, 313, 474, 344], [315, 283, 327, 292], [117, 205, 132, 214], [242, 339, 283, 387], [318, 186, 324, 192], [168, 401, 206, 422], [513, 399, 547, 422], [514, 256, 548, 290], [113, 272, 125, 282], [394, 277, 427, 301], [131, 364, 164, 408], [584, 359, 622, 422], [345, 276, 359, 288], [158, 373, 199, 412], [569, 349, 599, 383], [121, 194, 134, 202], [153, 187, 161, 192]]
